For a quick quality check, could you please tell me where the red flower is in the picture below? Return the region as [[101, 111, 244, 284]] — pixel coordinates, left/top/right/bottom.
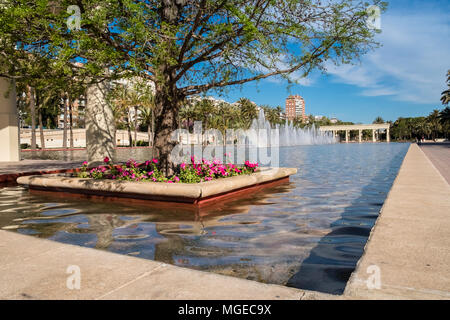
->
[[103, 157, 110, 163]]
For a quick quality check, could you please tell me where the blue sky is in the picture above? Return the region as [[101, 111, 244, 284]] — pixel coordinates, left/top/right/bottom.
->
[[211, 0, 450, 124]]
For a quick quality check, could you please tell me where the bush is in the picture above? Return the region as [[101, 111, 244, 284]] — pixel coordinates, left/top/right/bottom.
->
[[135, 140, 149, 147]]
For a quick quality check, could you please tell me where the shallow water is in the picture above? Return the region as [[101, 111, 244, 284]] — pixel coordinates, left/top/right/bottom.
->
[[0, 143, 409, 294]]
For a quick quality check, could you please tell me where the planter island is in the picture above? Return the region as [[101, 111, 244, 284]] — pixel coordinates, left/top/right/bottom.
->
[[16, 167, 297, 206]]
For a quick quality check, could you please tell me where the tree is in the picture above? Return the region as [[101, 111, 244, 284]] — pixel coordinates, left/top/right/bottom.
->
[[0, 0, 386, 173], [441, 70, 450, 106], [109, 84, 134, 147], [137, 84, 156, 148], [26, 85, 37, 149], [439, 107, 450, 139], [238, 98, 258, 129], [427, 110, 441, 141], [373, 116, 384, 124], [262, 105, 282, 127]]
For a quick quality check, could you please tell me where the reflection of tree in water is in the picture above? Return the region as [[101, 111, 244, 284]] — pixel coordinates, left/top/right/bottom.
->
[[147, 183, 307, 286], [86, 214, 126, 249]]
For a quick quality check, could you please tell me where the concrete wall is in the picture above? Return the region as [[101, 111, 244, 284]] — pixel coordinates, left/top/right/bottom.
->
[[0, 78, 19, 161], [20, 129, 149, 149]]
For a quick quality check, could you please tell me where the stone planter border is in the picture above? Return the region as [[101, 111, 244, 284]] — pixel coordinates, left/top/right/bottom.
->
[[17, 167, 297, 206]]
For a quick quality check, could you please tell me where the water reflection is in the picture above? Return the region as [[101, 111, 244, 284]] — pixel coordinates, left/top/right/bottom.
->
[[1, 143, 409, 293]]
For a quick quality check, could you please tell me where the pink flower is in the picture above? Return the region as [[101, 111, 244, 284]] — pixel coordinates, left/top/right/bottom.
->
[[152, 158, 158, 164], [82, 161, 88, 166], [180, 162, 186, 170], [103, 157, 110, 163]]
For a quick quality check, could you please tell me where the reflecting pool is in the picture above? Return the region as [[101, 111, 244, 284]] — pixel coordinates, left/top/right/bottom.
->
[[0, 143, 409, 294]]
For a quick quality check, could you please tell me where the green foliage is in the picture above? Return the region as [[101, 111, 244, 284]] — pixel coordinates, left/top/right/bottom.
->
[[1, 0, 386, 170], [390, 108, 450, 141], [373, 116, 385, 124], [1, 0, 383, 96], [178, 166, 203, 184]]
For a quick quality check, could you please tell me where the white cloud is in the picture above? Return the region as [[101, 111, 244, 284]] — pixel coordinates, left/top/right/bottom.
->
[[324, 7, 450, 104]]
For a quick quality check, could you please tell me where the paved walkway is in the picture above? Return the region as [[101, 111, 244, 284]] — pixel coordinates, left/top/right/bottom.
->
[[0, 160, 83, 183], [345, 144, 450, 299], [0, 230, 337, 300], [419, 143, 450, 185]]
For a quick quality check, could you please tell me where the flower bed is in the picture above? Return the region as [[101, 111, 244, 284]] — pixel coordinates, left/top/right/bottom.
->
[[76, 156, 259, 184]]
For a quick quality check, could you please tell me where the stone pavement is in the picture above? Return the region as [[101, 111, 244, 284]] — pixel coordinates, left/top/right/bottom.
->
[[0, 230, 337, 300], [0, 160, 83, 183], [345, 144, 450, 299], [419, 143, 450, 185]]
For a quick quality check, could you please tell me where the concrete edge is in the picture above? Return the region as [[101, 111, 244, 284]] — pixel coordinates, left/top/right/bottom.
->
[[343, 144, 413, 296], [343, 143, 450, 299]]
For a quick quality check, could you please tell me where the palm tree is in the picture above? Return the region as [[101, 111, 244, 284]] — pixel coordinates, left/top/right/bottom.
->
[[439, 107, 450, 139], [109, 84, 134, 146], [139, 104, 154, 147], [441, 70, 450, 106], [373, 116, 385, 124], [62, 92, 69, 148], [238, 98, 257, 129], [26, 85, 37, 149], [261, 105, 280, 127], [427, 109, 441, 141], [439, 106, 450, 124], [179, 103, 196, 132], [127, 89, 142, 147]]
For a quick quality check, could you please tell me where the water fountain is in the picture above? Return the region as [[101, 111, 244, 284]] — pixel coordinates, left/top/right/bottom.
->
[[243, 109, 337, 147]]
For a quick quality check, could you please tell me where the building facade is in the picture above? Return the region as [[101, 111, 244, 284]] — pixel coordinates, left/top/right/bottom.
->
[[58, 96, 86, 129], [285, 95, 306, 121]]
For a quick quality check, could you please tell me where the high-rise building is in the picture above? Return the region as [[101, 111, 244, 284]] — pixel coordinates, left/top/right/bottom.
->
[[285, 95, 306, 121]]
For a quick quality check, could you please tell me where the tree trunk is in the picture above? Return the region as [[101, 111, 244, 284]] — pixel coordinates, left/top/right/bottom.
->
[[134, 105, 138, 147], [27, 86, 37, 149], [126, 110, 132, 147], [69, 98, 74, 148], [38, 109, 45, 149], [151, 108, 155, 159], [62, 95, 68, 148], [153, 84, 184, 175]]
